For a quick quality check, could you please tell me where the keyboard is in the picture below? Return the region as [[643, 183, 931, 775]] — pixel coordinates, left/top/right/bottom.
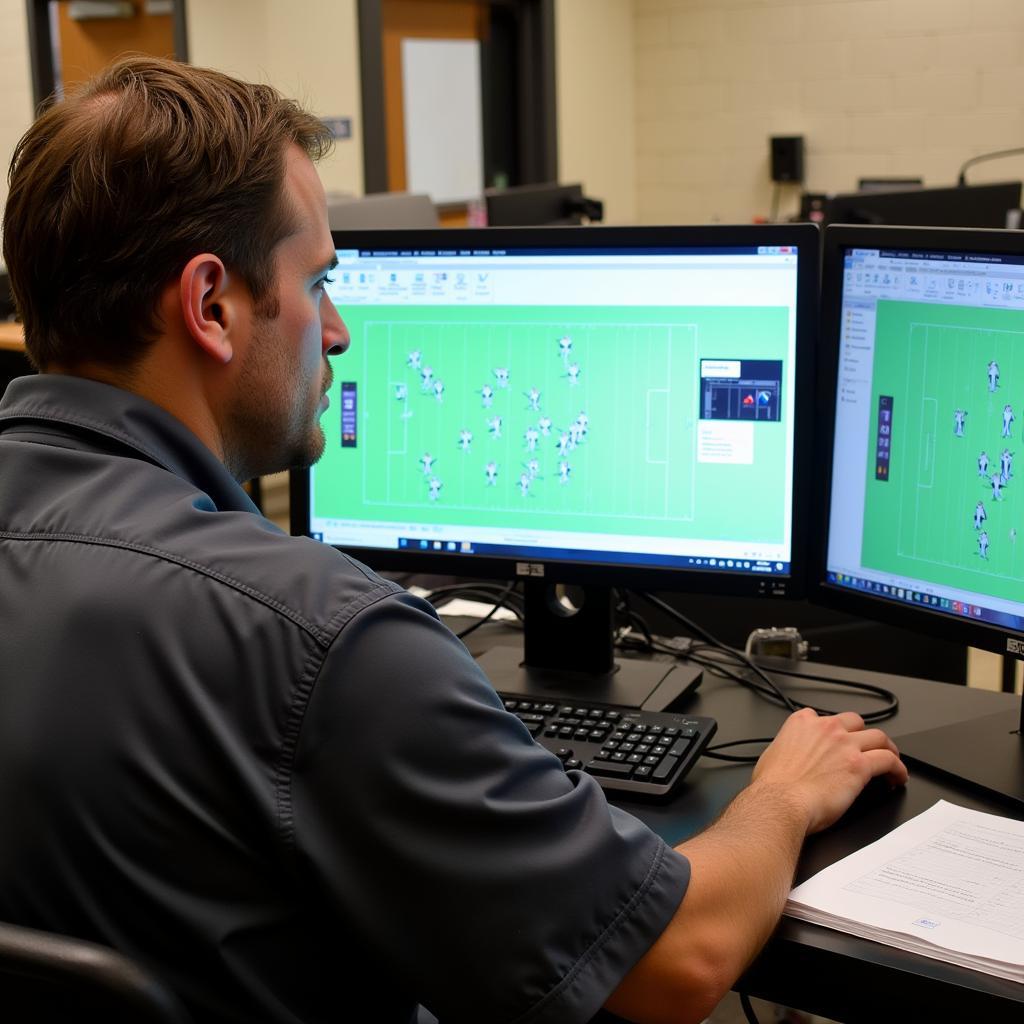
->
[[500, 695, 717, 799]]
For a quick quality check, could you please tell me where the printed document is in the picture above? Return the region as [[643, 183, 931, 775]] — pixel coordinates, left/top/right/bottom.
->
[[785, 799, 1024, 982]]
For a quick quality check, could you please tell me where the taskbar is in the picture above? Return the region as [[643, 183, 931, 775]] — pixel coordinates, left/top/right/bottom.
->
[[827, 571, 1024, 633], [383, 537, 791, 575]]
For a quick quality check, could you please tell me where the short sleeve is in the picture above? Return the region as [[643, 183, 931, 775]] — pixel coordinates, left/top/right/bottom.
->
[[289, 591, 690, 1024]]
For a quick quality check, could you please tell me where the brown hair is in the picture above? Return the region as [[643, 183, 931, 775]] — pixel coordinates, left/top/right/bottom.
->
[[3, 56, 332, 369]]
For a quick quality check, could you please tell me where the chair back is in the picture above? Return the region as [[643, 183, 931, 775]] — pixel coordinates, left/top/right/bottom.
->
[[0, 920, 193, 1023]]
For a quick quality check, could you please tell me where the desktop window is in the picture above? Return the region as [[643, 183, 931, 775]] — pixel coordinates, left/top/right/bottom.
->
[[827, 243, 1024, 633], [310, 237, 802, 579]]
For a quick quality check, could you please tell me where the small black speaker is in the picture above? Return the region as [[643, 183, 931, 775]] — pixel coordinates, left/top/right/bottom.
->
[[770, 135, 804, 184]]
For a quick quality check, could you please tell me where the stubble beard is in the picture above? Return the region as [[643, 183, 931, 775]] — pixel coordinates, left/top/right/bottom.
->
[[224, 315, 332, 482]]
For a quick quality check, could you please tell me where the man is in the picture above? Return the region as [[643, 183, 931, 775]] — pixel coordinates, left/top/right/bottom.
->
[[0, 57, 906, 1024]]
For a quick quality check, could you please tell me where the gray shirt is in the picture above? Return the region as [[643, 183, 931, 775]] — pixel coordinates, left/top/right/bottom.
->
[[0, 374, 689, 1023]]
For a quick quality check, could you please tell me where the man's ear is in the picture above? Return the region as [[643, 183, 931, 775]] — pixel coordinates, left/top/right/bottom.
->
[[178, 254, 241, 365]]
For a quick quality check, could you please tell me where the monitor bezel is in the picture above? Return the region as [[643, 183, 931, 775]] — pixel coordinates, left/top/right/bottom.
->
[[290, 222, 820, 599], [813, 223, 1024, 657]]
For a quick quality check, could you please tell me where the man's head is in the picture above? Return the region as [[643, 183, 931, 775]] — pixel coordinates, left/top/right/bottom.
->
[[3, 56, 350, 479]]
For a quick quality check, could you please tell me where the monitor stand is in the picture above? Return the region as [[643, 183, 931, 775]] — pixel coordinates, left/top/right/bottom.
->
[[475, 582, 701, 712], [896, 700, 1024, 811]]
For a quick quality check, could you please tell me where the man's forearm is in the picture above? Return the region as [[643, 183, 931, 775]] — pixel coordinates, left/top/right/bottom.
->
[[604, 779, 809, 1024]]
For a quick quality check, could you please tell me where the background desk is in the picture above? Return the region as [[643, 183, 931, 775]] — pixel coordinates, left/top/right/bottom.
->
[[460, 626, 1024, 1023], [0, 324, 29, 399]]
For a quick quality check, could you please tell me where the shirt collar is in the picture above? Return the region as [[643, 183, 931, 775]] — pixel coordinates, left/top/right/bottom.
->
[[0, 373, 259, 514]]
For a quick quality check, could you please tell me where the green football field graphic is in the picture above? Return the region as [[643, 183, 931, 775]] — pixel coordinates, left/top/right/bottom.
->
[[862, 299, 1024, 598], [315, 304, 791, 543]]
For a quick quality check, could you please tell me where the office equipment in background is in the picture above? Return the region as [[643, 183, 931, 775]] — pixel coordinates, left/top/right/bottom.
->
[[823, 181, 1022, 229], [770, 136, 804, 184], [483, 182, 604, 225], [325, 192, 439, 231], [292, 224, 818, 711], [816, 223, 1024, 808], [958, 146, 1024, 186], [857, 177, 923, 192]]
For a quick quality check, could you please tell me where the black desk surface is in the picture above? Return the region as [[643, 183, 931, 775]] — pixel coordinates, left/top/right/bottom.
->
[[463, 629, 1024, 1023]]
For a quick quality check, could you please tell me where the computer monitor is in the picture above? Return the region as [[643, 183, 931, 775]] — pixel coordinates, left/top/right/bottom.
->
[[484, 183, 603, 226], [290, 224, 819, 708], [822, 182, 1022, 229], [326, 192, 439, 230], [816, 224, 1024, 808]]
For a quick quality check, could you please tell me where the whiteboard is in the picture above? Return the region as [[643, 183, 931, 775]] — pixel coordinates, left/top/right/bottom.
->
[[401, 38, 484, 205]]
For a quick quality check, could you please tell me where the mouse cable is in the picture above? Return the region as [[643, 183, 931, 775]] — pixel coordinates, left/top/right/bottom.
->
[[631, 591, 899, 724], [739, 992, 762, 1024]]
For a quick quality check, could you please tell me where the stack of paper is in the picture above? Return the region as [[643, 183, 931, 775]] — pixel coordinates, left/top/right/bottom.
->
[[785, 799, 1024, 982]]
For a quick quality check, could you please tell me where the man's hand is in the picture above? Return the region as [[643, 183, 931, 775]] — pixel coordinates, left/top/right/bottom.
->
[[605, 709, 908, 1024], [752, 707, 909, 835]]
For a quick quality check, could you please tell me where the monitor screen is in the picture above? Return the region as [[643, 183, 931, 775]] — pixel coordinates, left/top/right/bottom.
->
[[817, 224, 1024, 806], [291, 224, 818, 706]]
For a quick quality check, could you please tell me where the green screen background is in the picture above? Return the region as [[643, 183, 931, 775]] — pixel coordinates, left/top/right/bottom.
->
[[862, 299, 1024, 597], [315, 303, 791, 544]]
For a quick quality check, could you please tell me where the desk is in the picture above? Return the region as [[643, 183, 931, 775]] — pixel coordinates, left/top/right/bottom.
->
[[459, 626, 1024, 1023], [0, 324, 30, 399], [0, 323, 25, 351], [622, 662, 1023, 1024]]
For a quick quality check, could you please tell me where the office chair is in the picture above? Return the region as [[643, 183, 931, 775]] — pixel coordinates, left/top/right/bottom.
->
[[0, 920, 193, 1023]]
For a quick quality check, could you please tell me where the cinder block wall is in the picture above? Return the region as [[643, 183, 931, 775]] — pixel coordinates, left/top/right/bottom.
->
[[634, 0, 1024, 225]]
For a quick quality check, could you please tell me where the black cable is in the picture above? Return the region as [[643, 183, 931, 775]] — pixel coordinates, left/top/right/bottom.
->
[[633, 591, 800, 712], [739, 992, 762, 1024], [453, 582, 519, 640], [632, 590, 900, 724]]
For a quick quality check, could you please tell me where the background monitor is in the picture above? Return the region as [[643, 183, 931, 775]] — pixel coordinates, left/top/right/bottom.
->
[[326, 192, 439, 231], [484, 183, 604, 226], [291, 224, 819, 708], [822, 181, 1022, 229], [816, 223, 1024, 808]]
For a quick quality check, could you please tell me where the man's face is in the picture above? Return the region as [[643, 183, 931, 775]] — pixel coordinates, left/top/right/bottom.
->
[[224, 146, 348, 481]]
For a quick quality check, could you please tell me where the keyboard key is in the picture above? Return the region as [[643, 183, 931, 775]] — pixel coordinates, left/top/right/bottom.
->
[[587, 760, 635, 778], [652, 755, 679, 781]]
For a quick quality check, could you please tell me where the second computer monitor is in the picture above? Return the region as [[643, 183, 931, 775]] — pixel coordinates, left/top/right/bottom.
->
[[816, 224, 1024, 805]]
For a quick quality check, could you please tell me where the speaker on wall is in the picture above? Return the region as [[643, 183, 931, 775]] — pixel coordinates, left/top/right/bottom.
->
[[770, 135, 805, 184]]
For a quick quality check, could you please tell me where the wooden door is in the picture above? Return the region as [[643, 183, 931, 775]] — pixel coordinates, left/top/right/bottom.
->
[[55, 1, 175, 95], [382, 0, 489, 226]]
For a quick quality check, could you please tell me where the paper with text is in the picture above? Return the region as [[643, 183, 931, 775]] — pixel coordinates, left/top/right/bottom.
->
[[785, 800, 1024, 981]]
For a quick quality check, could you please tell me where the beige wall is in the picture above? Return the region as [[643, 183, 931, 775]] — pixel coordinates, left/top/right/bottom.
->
[[188, 0, 364, 197], [0, 0, 35, 249], [634, 0, 1024, 225], [555, 0, 637, 223]]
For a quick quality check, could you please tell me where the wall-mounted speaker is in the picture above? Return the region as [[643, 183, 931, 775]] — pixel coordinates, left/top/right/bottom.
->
[[770, 135, 805, 184]]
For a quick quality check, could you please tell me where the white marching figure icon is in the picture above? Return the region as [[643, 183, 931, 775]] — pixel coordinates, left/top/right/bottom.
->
[[484, 461, 498, 486], [953, 408, 967, 437], [458, 429, 473, 452], [427, 476, 442, 501], [979, 530, 990, 559], [1003, 403, 1015, 438], [974, 500, 987, 530], [419, 452, 435, 477], [988, 360, 1000, 392], [978, 451, 989, 477]]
